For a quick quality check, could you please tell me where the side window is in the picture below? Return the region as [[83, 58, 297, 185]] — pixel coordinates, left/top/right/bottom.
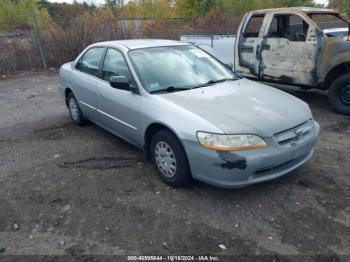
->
[[102, 49, 134, 85], [267, 14, 309, 42], [289, 15, 309, 41], [243, 15, 265, 38], [76, 47, 105, 77], [268, 16, 278, 37]]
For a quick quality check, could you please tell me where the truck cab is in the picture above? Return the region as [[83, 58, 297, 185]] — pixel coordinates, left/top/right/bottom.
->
[[235, 7, 350, 114]]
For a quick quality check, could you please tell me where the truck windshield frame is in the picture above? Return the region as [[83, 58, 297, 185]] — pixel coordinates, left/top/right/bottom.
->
[[308, 13, 350, 32]]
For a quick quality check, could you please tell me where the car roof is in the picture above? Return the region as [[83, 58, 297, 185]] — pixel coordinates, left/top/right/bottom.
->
[[250, 7, 339, 15], [94, 39, 190, 50]]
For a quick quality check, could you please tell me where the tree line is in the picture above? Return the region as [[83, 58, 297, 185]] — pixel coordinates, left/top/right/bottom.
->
[[0, 0, 348, 31]]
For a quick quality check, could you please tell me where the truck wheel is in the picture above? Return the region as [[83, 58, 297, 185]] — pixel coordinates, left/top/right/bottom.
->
[[150, 130, 192, 187], [328, 73, 350, 115]]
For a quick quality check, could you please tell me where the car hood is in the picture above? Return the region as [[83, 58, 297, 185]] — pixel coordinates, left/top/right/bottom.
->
[[160, 78, 312, 137]]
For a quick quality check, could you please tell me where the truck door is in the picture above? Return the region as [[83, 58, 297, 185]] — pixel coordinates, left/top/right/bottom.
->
[[235, 13, 268, 78], [260, 13, 319, 86]]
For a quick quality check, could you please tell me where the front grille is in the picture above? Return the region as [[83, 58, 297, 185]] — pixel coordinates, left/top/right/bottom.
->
[[274, 120, 314, 145], [255, 152, 309, 176]]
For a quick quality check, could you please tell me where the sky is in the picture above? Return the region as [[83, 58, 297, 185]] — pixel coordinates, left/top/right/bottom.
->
[[315, 0, 329, 5], [48, 0, 330, 6]]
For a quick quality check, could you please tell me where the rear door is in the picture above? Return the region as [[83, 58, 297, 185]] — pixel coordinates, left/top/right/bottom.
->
[[260, 13, 319, 86], [73, 47, 105, 120], [235, 13, 268, 78]]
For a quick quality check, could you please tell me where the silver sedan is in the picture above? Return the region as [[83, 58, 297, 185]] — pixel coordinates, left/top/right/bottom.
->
[[59, 40, 319, 188]]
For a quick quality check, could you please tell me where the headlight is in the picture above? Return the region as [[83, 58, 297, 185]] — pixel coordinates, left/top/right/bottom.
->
[[196, 132, 267, 151]]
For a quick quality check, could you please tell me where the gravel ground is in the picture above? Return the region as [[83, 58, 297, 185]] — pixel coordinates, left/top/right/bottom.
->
[[0, 73, 349, 260]]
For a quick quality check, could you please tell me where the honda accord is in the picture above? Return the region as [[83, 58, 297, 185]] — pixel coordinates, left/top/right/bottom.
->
[[58, 40, 319, 188]]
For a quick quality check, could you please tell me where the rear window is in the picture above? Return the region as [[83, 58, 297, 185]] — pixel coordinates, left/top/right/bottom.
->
[[76, 47, 105, 77]]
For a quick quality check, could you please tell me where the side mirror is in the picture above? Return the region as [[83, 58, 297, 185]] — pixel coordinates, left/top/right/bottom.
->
[[110, 76, 131, 91]]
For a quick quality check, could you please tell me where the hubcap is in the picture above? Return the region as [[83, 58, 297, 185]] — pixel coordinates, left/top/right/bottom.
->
[[69, 98, 79, 121], [341, 85, 350, 105], [154, 141, 177, 178]]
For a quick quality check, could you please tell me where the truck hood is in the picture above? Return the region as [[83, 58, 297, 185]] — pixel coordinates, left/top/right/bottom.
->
[[160, 78, 312, 137]]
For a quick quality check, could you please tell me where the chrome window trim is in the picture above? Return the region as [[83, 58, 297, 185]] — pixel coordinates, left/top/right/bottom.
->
[[79, 100, 138, 131]]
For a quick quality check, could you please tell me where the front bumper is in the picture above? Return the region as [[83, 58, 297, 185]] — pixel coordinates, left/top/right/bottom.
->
[[183, 120, 320, 188]]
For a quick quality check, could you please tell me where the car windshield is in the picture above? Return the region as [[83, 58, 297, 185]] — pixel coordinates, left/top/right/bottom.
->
[[309, 13, 349, 36], [128, 45, 238, 93]]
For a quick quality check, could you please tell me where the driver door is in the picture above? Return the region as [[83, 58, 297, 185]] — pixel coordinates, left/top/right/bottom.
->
[[261, 13, 319, 86], [235, 13, 268, 78], [96, 48, 141, 146]]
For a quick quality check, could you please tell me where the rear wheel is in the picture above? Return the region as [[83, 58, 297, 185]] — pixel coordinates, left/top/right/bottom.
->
[[67, 93, 86, 125], [150, 130, 192, 187], [328, 73, 350, 115]]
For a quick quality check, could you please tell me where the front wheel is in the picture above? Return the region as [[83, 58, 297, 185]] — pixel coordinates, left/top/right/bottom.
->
[[150, 130, 192, 187], [328, 73, 350, 115]]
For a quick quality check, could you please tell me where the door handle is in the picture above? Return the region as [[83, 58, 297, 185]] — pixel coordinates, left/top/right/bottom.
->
[[262, 44, 270, 51], [240, 45, 254, 53], [98, 94, 104, 98]]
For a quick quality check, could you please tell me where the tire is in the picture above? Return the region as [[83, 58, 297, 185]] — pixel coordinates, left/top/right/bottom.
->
[[150, 129, 192, 187], [328, 73, 350, 115], [67, 92, 86, 126]]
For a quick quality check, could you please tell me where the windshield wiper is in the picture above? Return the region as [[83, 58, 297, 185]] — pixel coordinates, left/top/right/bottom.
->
[[150, 78, 238, 94], [150, 86, 190, 94], [191, 78, 238, 90], [207, 78, 237, 84]]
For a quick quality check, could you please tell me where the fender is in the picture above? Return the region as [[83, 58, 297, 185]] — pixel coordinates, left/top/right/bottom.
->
[[318, 38, 350, 82]]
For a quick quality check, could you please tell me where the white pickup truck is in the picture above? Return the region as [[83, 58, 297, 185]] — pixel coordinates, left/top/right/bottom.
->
[[181, 7, 350, 115]]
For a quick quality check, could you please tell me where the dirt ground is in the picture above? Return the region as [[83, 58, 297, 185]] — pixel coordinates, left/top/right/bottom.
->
[[0, 73, 349, 260]]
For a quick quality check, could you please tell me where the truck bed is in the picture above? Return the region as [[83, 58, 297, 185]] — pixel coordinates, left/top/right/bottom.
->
[[180, 35, 236, 68]]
